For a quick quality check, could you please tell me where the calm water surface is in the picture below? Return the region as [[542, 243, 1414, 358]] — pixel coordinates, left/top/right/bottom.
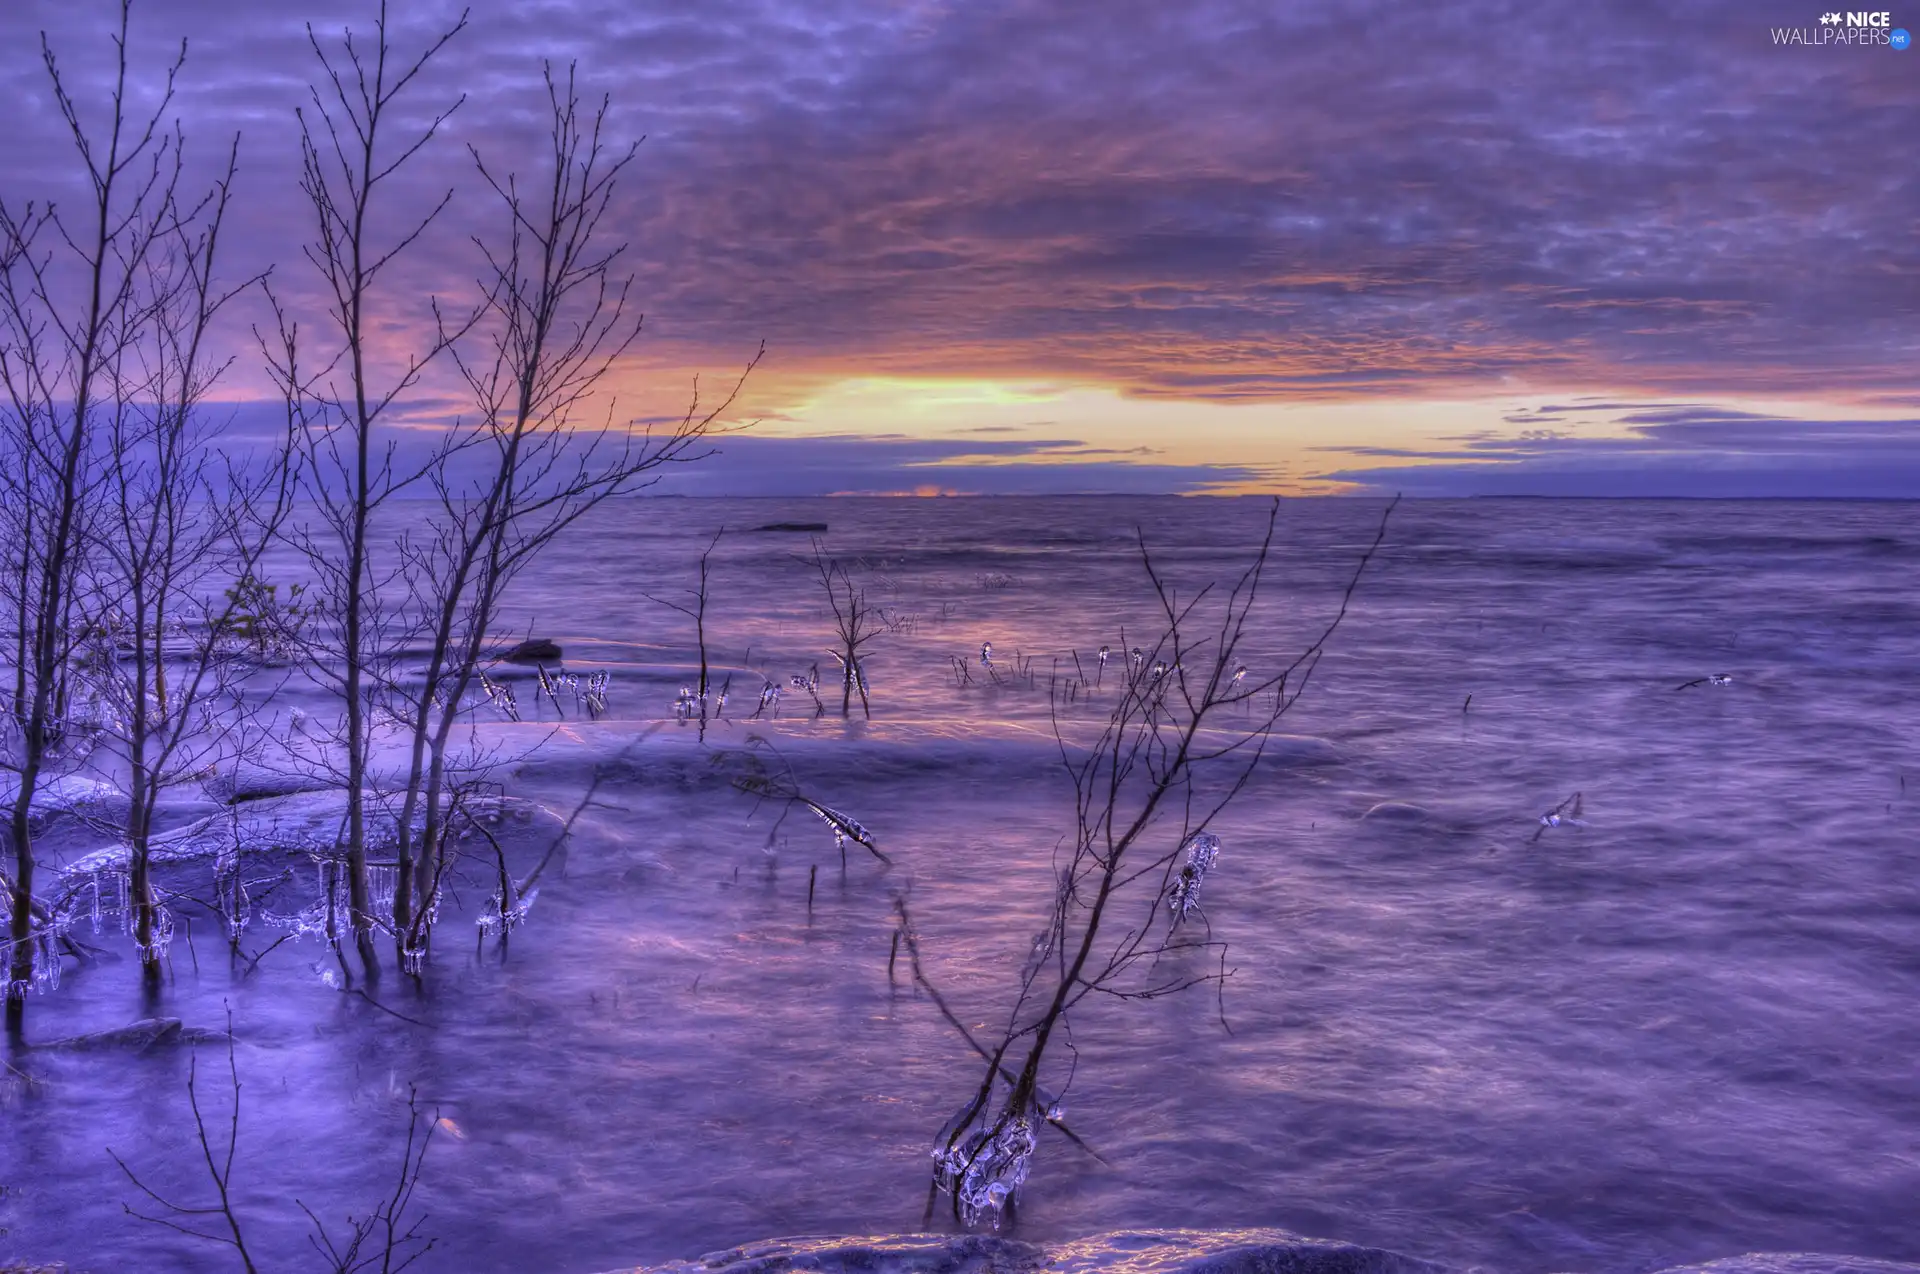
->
[[3, 497, 1917, 1274]]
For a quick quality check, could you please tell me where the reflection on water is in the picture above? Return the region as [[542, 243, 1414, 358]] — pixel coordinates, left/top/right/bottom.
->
[[3, 497, 1918, 1274]]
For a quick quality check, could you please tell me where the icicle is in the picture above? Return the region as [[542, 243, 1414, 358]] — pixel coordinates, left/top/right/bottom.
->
[[803, 799, 875, 854], [476, 885, 538, 937], [931, 1107, 1037, 1226], [367, 865, 398, 920], [479, 671, 520, 722], [136, 905, 175, 964], [214, 849, 252, 940], [1168, 831, 1222, 923], [580, 670, 611, 719]]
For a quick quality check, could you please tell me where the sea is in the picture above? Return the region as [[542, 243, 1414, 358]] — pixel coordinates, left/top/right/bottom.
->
[[2, 495, 1917, 1274]]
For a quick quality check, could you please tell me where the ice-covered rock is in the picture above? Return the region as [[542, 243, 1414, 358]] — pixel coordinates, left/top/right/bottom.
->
[[201, 764, 337, 805], [604, 1229, 1448, 1274], [1360, 802, 1431, 824], [501, 637, 564, 664], [34, 1017, 227, 1053], [0, 773, 127, 822], [1641, 1260, 1920, 1274]]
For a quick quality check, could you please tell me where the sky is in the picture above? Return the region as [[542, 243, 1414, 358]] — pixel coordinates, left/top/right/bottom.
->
[[1, 0, 1915, 497]]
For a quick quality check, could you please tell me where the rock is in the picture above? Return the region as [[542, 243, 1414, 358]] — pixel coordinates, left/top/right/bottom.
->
[[501, 637, 563, 664], [1261, 735, 1345, 768], [201, 765, 337, 805], [1361, 801, 1431, 824], [1642, 1258, 1920, 1274], [36, 1017, 226, 1054], [749, 521, 829, 533], [1046, 1230, 1448, 1274], [603, 1230, 1445, 1274]]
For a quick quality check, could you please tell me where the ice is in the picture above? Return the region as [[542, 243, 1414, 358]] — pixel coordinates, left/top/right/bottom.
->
[[1167, 830, 1222, 923], [477, 885, 539, 936], [931, 1105, 1038, 1226], [580, 670, 611, 719], [1534, 792, 1589, 840], [1, 929, 64, 998], [480, 670, 521, 721], [803, 799, 876, 854], [214, 847, 252, 939], [135, 905, 176, 964]]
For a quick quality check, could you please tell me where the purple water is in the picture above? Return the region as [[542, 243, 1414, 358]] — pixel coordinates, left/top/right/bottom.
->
[[3, 496, 1917, 1274]]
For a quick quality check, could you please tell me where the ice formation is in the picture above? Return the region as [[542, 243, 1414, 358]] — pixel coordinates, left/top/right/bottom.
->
[[1, 930, 63, 998], [477, 884, 539, 936], [931, 1106, 1038, 1226], [802, 798, 876, 854], [580, 670, 611, 719], [1167, 831, 1222, 923], [1533, 792, 1588, 840], [479, 670, 521, 721], [214, 841, 252, 939]]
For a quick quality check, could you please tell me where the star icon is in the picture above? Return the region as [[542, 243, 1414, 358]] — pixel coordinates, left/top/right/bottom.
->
[[1821, 11, 1842, 23]]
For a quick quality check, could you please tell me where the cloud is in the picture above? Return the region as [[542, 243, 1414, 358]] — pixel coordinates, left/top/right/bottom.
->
[[2, 0, 1913, 411], [1319, 407, 1920, 497], [178, 400, 1262, 494], [651, 432, 1262, 495]]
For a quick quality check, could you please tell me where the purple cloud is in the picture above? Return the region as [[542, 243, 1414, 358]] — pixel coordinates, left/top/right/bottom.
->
[[3, 0, 1915, 493]]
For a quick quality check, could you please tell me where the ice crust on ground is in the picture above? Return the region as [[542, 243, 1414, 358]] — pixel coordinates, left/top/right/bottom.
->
[[512, 725, 1345, 796], [609, 1228, 1450, 1274], [62, 787, 554, 873], [606, 1233, 1920, 1274]]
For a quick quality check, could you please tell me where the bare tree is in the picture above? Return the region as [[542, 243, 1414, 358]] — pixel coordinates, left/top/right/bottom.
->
[[111, 1022, 263, 1273], [644, 526, 723, 730], [805, 539, 882, 719], [0, 0, 203, 1033], [113, 1009, 439, 1273], [79, 130, 301, 991], [382, 65, 762, 973], [909, 497, 1397, 1224], [264, 1, 472, 974]]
